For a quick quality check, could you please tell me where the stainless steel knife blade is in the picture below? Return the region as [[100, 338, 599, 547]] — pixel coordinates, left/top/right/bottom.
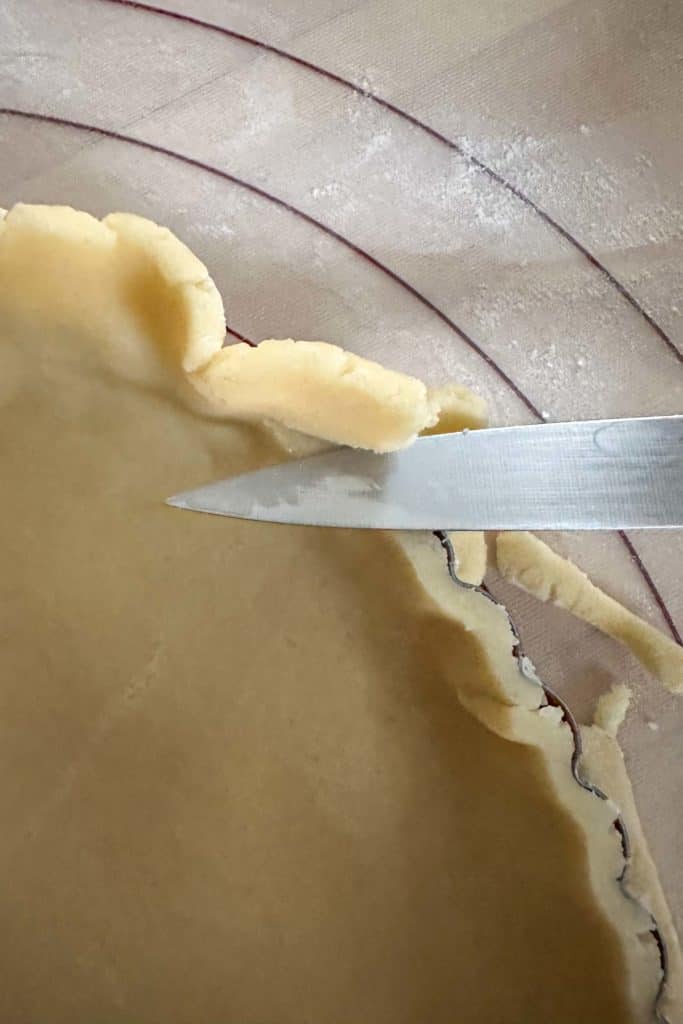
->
[[167, 416, 683, 531]]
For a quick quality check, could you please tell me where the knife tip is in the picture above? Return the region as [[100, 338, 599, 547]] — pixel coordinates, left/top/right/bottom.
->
[[166, 493, 190, 510]]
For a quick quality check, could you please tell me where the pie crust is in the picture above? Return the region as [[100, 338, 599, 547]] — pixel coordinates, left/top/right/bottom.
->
[[0, 204, 679, 1023]]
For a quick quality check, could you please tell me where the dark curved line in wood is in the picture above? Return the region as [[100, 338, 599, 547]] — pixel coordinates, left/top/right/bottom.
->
[[98, 0, 682, 364], [619, 533, 680, 644], [225, 325, 254, 346]]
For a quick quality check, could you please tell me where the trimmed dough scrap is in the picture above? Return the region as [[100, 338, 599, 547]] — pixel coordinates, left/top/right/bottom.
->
[[192, 338, 439, 452], [422, 381, 488, 433], [0, 204, 678, 1024], [496, 531, 683, 694], [593, 684, 632, 738]]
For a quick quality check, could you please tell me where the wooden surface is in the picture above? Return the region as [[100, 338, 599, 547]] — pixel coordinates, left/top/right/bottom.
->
[[1, 0, 681, 956]]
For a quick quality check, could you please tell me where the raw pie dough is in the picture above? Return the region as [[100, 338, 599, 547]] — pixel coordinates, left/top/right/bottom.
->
[[0, 204, 679, 1023]]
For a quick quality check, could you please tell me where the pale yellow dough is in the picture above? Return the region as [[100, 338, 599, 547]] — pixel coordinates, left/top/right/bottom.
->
[[192, 338, 439, 452], [0, 203, 225, 381], [0, 204, 678, 1024], [497, 531, 683, 694], [422, 381, 488, 433], [593, 684, 632, 737], [581, 714, 683, 1022]]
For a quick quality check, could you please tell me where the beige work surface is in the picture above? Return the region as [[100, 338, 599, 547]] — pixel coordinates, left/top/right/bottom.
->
[[1, 0, 681, 971]]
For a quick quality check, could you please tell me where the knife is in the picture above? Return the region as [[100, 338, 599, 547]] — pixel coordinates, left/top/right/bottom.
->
[[167, 415, 683, 531]]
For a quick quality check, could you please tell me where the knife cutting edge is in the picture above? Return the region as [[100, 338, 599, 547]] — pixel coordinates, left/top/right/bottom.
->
[[166, 415, 683, 532]]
